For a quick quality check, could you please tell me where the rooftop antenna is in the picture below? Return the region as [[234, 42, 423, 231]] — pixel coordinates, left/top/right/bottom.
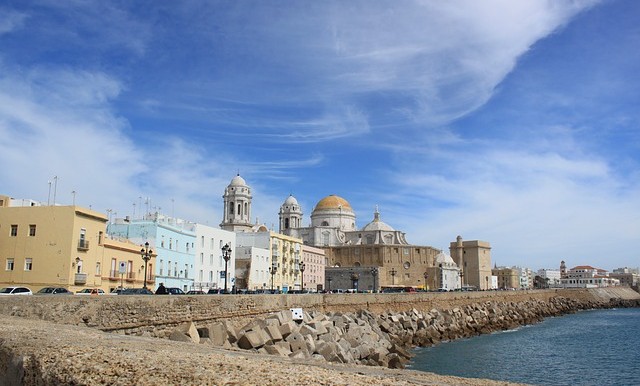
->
[[72, 190, 76, 205]]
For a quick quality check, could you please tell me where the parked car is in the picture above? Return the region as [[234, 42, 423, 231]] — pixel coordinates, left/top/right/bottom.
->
[[76, 288, 105, 295], [186, 290, 205, 295], [166, 287, 185, 295], [207, 288, 226, 294], [0, 286, 33, 295], [120, 288, 154, 295], [36, 287, 73, 295]]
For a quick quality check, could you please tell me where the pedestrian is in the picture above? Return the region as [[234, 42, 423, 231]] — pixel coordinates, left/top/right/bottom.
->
[[156, 283, 167, 295]]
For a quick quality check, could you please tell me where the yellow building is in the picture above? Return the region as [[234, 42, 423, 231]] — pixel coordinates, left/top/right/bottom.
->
[[0, 195, 153, 293], [237, 230, 304, 292]]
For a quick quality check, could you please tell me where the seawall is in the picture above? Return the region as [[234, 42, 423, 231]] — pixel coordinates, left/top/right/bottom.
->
[[0, 287, 638, 385]]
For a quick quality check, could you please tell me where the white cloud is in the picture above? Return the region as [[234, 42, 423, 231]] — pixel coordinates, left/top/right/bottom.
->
[[0, 8, 27, 35]]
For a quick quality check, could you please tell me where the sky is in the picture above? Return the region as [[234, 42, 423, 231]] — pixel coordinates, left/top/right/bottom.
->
[[1, 0, 638, 271]]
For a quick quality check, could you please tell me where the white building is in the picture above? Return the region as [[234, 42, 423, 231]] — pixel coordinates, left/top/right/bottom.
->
[[433, 250, 461, 291], [560, 265, 620, 288], [192, 223, 236, 292], [537, 268, 562, 288]]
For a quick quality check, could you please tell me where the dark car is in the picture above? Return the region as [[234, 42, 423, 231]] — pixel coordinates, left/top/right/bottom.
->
[[207, 288, 226, 294], [166, 287, 185, 295], [120, 288, 154, 295], [186, 290, 204, 295], [36, 287, 73, 295]]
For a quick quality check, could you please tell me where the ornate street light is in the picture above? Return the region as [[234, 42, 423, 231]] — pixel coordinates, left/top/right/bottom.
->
[[459, 270, 464, 290], [222, 243, 232, 293], [140, 242, 152, 289], [299, 262, 306, 291], [269, 262, 278, 292], [370, 268, 378, 293], [423, 271, 429, 291]]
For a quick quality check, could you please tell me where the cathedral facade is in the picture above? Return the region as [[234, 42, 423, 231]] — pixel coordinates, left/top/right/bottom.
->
[[279, 193, 440, 290]]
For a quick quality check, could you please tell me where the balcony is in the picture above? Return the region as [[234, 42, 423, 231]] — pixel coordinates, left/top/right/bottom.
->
[[74, 273, 87, 285], [125, 272, 136, 282], [77, 240, 90, 251]]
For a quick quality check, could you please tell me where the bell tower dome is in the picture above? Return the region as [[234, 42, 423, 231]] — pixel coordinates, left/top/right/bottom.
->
[[220, 174, 253, 232], [279, 194, 303, 236]]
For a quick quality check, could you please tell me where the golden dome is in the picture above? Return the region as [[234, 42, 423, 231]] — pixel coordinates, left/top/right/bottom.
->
[[314, 195, 352, 211]]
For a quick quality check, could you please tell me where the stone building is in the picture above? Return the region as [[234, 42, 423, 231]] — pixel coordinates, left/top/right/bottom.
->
[[492, 266, 520, 289], [450, 236, 492, 290], [279, 193, 440, 289]]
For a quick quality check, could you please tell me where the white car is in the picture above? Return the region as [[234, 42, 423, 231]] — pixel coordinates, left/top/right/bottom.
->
[[0, 286, 33, 295], [76, 288, 106, 295]]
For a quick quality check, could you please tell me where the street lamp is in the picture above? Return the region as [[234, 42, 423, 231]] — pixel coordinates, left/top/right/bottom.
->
[[459, 270, 464, 290], [299, 262, 306, 291], [269, 262, 278, 292], [423, 271, 429, 291], [327, 276, 332, 292], [140, 242, 152, 289], [371, 268, 378, 293], [390, 267, 397, 285], [222, 243, 232, 294]]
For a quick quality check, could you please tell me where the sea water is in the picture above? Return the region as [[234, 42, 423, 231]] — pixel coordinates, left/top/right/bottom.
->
[[409, 308, 640, 386]]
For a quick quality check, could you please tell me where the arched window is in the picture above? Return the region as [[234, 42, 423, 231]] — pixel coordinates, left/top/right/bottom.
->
[[284, 218, 290, 229], [229, 202, 234, 214], [237, 203, 242, 215], [321, 221, 329, 226]]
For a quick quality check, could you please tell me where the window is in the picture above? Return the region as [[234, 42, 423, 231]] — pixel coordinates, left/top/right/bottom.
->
[[201, 236, 205, 247], [6, 258, 15, 271], [95, 262, 101, 275], [24, 258, 33, 271], [29, 225, 36, 237], [10, 225, 18, 237], [210, 254, 214, 265], [159, 260, 164, 276], [200, 253, 204, 264]]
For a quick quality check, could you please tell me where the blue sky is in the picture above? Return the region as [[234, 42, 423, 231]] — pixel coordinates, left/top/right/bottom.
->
[[1, 0, 638, 271]]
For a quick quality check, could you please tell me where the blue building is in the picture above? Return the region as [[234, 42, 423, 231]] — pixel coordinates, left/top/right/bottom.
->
[[108, 213, 196, 292]]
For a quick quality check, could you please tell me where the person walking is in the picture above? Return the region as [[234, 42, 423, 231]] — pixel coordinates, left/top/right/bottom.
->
[[156, 283, 167, 295]]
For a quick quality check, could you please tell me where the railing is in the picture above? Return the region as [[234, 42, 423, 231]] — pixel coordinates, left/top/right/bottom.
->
[[125, 272, 136, 281], [74, 273, 87, 285], [77, 240, 90, 251]]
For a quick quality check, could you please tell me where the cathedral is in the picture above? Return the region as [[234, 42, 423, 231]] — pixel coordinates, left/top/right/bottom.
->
[[219, 174, 491, 291], [278, 192, 440, 290]]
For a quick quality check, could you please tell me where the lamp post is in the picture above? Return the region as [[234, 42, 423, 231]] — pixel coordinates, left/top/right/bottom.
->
[[459, 270, 464, 290], [371, 268, 378, 293], [299, 262, 306, 291], [423, 271, 429, 291], [327, 276, 332, 292], [140, 242, 152, 289], [269, 262, 278, 292], [390, 267, 397, 285], [222, 243, 232, 294]]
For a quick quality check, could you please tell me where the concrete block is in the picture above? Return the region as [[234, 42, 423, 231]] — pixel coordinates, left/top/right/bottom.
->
[[299, 324, 319, 338], [264, 325, 283, 342], [264, 343, 291, 357], [168, 330, 193, 343], [279, 321, 297, 338], [286, 332, 307, 354], [237, 330, 266, 350], [176, 322, 200, 344]]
